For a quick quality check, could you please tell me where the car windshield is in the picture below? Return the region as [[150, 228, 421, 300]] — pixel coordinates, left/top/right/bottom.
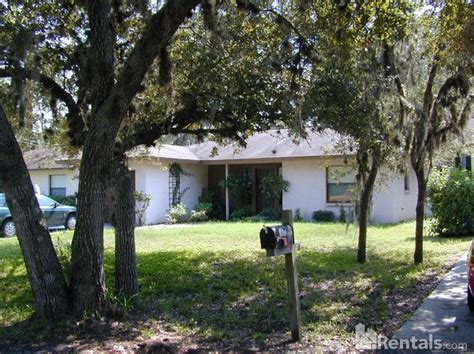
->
[[0, 193, 5, 207], [36, 195, 57, 207]]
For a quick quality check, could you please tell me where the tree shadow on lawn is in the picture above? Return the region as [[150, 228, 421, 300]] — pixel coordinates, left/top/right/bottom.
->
[[403, 234, 473, 244], [127, 248, 430, 350], [1, 247, 437, 351]]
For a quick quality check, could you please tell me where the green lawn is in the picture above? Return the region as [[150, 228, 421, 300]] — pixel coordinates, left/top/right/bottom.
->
[[0, 221, 471, 350]]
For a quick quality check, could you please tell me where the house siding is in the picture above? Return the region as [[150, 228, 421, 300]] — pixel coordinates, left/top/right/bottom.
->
[[29, 169, 79, 197], [180, 163, 208, 211], [282, 159, 418, 224], [372, 168, 419, 224], [282, 159, 346, 220]]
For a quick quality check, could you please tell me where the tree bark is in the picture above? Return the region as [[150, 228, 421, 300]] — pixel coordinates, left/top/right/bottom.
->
[[69, 0, 201, 314], [357, 154, 380, 264], [0, 103, 69, 319], [414, 167, 426, 264], [112, 153, 138, 299], [69, 120, 116, 313]]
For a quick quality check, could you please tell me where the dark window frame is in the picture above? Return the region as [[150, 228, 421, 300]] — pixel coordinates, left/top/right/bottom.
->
[[326, 166, 356, 204], [49, 174, 66, 197]]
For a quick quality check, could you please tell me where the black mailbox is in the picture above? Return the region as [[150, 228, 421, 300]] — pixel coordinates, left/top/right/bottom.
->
[[260, 225, 294, 250]]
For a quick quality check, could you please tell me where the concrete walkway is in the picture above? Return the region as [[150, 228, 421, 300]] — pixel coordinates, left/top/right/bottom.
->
[[394, 252, 474, 350]]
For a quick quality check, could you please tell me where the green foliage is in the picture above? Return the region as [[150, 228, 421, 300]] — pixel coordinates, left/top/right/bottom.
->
[[428, 168, 474, 236], [257, 207, 278, 220], [133, 191, 152, 227], [230, 208, 248, 221], [189, 202, 212, 223], [189, 210, 209, 223], [166, 203, 189, 224], [294, 208, 303, 222], [53, 235, 71, 280], [169, 163, 190, 207], [220, 173, 252, 207], [196, 202, 212, 213], [0, 222, 471, 348], [50, 194, 76, 207], [312, 210, 336, 222], [198, 189, 213, 204], [259, 174, 289, 204], [339, 206, 347, 223], [245, 207, 279, 221]]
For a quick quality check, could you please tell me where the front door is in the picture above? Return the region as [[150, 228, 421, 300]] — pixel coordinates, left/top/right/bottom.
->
[[255, 167, 280, 214]]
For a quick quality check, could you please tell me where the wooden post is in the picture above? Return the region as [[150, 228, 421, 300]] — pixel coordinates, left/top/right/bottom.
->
[[225, 163, 229, 220], [282, 210, 302, 342]]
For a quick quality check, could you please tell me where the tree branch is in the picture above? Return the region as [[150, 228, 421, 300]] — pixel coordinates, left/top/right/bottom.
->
[[101, 0, 201, 126], [423, 56, 439, 115], [0, 67, 85, 146], [382, 43, 408, 129], [86, 0, 115, 111]]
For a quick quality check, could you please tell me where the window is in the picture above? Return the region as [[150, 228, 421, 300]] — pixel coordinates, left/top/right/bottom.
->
[[327, 166, 356, 203], [404, 173, 410, 192], [0, 193, 5, 207], [50, 174, 66, 197], [462, 154, 472, 172]]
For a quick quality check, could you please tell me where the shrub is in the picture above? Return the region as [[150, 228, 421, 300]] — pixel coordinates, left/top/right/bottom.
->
[[220, 174, 253, 207], [196, 202, 212, 213], [428, 168, 474, 236], [50, 194, 77, 206], [312, 210, 336, 222], [259, 174, 289, 205], [189, 202, 212, 223], [257, 207, 278, 220], [190, 210, 209, 222], [244, 208, 279, 222], [166, 204, 189, 224], [338, 206, 346, 223], [198, 189, 213, 204], [230, 208, 248, 220], [134, 191, 152, 226], [294, 208, 303, 222]]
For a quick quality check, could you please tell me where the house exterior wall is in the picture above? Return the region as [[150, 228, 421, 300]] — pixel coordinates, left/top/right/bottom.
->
[[27, 156, 419, 225], [128, 161, 168, 225], [282, 159, 345, 220], [128, 161, 208, 224], [29, 169, 79, 197], [282, 159, 418, 224], [372, 168, 418, 224], [180, 163, 208, 211]]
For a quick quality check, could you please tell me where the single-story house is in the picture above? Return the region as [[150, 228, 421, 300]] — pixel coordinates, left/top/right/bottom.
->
[[23, 129, 423, 224]]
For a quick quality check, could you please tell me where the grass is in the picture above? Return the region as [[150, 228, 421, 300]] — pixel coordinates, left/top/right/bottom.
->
[[0, 221, 471, 350]]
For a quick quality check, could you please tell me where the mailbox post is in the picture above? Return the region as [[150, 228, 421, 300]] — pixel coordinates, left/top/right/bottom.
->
[[259, 210, 302, 342]]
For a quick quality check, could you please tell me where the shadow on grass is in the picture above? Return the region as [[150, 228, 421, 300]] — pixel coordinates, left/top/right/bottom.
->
[[0, 246, 440, 351], [403, 234, 473, 244]]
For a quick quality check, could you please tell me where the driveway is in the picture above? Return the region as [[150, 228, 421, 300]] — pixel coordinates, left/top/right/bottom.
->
[[394, 251, 474, 350]]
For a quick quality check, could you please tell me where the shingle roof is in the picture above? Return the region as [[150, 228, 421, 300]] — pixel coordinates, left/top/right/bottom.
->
[[23, 148, 74, 170], [23, 129, 348, 169], [189, 129, 346, 163], [128, 144, 200, 162]]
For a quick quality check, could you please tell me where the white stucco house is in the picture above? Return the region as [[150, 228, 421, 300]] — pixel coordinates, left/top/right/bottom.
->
[[23, 129, 422, 224]]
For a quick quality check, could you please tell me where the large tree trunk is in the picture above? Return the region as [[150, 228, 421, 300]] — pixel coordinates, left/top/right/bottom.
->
[[112, 153, 138, 299], [68, 0, 202, 314], [414, 167, 426, 264], [0, 103, 69, 319], [357, 155, 380, 264], [69, 123, 115, 314]]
